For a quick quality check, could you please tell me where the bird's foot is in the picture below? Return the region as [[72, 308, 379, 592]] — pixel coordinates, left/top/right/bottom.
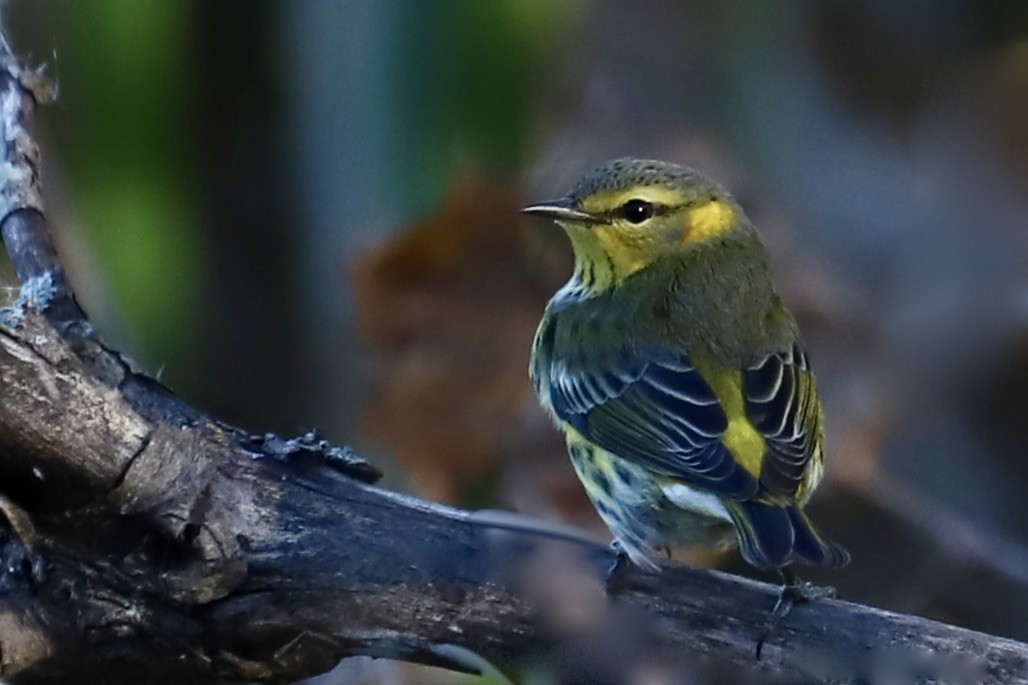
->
[[604, 540, 631, 588], [755, 568, 835, 660]]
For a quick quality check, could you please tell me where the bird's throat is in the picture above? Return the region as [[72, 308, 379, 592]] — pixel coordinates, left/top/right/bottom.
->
[[565, 227, 647, 293]]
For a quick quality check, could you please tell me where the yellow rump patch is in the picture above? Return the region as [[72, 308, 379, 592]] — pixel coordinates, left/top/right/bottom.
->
[[691, 355, 765, 477], [722, 417, 766, 478], [681, 200, 736, 245]]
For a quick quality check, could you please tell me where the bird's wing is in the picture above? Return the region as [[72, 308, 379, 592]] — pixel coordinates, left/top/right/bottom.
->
[[742, 342, 822, 499], [544, 336, 760, 500]]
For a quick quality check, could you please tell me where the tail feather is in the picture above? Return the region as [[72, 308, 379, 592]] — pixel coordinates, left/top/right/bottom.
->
[[787, 506, 851, 568], [725, 501, 794, 569], [725, 501, 849, 569]]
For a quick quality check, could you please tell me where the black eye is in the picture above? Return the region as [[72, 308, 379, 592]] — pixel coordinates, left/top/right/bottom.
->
[[619, 199, 654, 224]]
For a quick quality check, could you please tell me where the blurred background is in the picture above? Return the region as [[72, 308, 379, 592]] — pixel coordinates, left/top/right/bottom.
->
[[3, 1, 1028, 683]]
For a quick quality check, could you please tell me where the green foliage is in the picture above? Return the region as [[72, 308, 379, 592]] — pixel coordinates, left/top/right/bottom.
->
[[21, 0, 204, 367], [393, 0, 582, 214]]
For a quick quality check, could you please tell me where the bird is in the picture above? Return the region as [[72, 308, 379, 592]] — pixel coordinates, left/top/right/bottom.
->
[[524, 158, 850, 593]]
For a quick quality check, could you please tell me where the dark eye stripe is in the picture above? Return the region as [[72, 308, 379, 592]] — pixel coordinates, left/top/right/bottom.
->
[[594, 200, 689, 224]]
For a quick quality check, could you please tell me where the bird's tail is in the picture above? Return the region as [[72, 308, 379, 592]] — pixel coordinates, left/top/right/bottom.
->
[[724, 500, 850, 569]]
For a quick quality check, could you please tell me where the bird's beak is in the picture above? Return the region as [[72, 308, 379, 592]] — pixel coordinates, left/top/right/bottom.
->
[[522, 198, 595, 223]]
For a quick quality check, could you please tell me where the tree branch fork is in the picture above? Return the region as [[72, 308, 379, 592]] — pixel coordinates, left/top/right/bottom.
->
[[0, 27, 1024, 685]]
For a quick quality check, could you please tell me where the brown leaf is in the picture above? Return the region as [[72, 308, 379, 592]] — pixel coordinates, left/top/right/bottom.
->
[[352, 176, 582, 511]]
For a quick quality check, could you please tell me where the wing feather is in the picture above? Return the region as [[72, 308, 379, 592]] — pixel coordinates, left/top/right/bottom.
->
[[744, 343, 822, 497], [543, 340, 758, 499], [534, 306, 822, 503]]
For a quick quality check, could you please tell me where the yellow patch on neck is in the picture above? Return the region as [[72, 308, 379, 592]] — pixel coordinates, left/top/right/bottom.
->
[[681, 200, 737, 245]]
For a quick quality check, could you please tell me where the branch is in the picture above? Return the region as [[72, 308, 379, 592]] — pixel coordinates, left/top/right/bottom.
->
[[0, 25, 1025, 685]]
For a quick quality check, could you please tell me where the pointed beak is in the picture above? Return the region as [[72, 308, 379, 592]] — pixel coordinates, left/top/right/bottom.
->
[[521, 198, 595, 223]]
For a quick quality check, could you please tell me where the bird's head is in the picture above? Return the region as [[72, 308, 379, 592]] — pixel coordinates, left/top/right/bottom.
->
[[524, 158, 744, 292]]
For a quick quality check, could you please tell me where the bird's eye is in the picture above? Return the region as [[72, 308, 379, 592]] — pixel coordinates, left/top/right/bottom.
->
[[619, 199, 655, 224]]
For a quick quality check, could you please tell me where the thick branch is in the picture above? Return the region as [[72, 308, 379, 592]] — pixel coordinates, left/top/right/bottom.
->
[[2, 313, 1026, 685], [0, 22, 1025, 685]]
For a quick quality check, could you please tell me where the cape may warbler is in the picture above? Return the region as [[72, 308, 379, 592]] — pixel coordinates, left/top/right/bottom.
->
[[525, 158, 849, 574]]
